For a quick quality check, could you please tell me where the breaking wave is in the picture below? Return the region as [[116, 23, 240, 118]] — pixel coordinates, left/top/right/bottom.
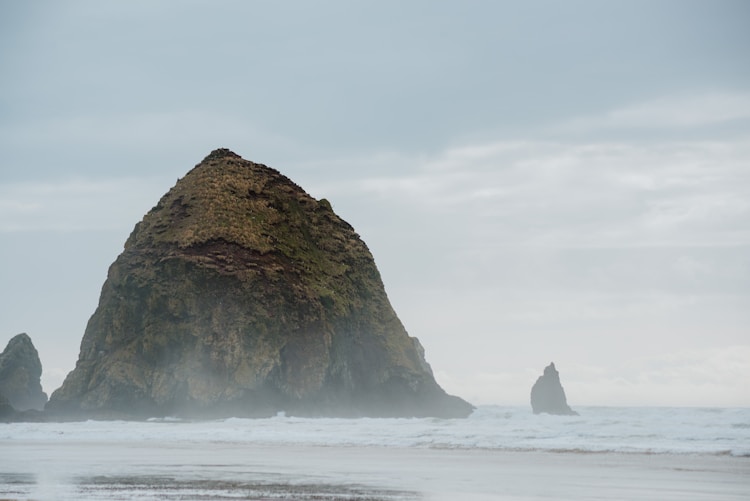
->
[[2, 406, 748, 457]]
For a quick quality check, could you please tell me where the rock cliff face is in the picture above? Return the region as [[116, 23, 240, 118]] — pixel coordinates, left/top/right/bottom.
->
[[0, 394, 14, 420], [48, 149, 473, 419], [0, 333, 48, 411], [530, 362, 577, 415]]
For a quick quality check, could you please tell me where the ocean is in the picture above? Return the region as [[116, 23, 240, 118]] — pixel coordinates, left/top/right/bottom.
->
[[1, 406, 748, 500]]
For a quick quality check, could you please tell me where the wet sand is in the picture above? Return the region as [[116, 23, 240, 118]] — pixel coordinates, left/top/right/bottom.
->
[[1, 440, 748, 500]]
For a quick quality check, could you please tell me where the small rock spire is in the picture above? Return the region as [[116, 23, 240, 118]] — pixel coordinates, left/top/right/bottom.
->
[[530, 362, 577, 415]]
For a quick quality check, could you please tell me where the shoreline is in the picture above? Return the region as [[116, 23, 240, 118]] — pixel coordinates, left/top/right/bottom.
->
[[2, 440, 748, 500]]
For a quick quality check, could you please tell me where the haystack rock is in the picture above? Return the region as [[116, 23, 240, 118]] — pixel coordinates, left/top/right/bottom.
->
[[0, 333, 48, 411], [530, 362, 578, 415], [48, 149, 473, 419]]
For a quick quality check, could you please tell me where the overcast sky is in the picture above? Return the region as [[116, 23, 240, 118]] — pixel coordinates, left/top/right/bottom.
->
[[1, 0, 749, 407]]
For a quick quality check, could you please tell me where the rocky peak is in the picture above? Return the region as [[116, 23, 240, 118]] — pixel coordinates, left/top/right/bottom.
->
[[0, 333, 48, 411], [48, 150, 473, 419], [530, 362, 577, 415]]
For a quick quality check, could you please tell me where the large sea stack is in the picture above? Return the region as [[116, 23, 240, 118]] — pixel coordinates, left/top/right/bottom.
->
[[48, 149, 473, 419], [0, 333, 48, 412]]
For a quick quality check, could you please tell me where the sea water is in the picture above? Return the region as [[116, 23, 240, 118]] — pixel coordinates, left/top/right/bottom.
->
[[1, 406, 748, 500]]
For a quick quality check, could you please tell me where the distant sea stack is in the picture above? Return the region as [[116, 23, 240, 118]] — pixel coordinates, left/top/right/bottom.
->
[[47, 149, 473, 419], [0, 333, 48, 412], [530, 362, 578, 415]]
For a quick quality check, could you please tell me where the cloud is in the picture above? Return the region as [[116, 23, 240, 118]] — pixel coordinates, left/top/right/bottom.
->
[[311, 136, 750, 251], [608, 93, 750, 128], [569, 345, 750, 407], [8, 110, 279, 149], [560, 91, 750, 133], [0, 178, 169, 232]]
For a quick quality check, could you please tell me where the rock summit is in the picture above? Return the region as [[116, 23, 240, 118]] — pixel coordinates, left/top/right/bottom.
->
[[530, 362, 577, 415], [48, 149, 473, 419], [0, 333, 48, 412]]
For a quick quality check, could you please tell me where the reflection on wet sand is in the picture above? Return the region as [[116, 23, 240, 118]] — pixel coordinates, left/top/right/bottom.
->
[[2, 472, 420, 501]]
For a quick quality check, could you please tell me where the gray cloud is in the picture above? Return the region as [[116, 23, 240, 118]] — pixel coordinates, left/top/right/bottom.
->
[[310, 134, 750, 250]]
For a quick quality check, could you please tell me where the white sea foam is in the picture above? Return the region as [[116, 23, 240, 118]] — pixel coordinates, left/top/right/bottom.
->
[[2, 406, 749, 501], [2, 406, 748, 456]]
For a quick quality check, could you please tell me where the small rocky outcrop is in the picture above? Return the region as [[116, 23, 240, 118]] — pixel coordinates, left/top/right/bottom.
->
[[530, 362, 577, 415], [0, 333, 48, 411], [48, 148, 474, 419]]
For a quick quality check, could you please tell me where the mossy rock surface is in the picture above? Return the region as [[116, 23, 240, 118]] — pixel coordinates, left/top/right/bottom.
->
[[48, 149, 473, 418]]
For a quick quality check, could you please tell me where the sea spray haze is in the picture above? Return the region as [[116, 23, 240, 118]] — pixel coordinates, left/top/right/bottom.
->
[[46, 149, 472, 419]]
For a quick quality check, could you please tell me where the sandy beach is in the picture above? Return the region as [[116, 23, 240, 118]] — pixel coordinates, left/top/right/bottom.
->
[[2, 439, 748, 500]]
